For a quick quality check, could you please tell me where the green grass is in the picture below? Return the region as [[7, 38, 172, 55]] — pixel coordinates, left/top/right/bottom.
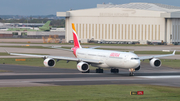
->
[[0, 52, 49, 56], [0, 46, 52, 49], [0, 85, 180, 101], [0, 70, 11, 72], [0, 52, 10, 56], [143, 59, 180, 69]]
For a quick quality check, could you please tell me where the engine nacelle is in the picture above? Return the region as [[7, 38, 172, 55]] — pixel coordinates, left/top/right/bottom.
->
[[43, 58, 56, 67], [150, 58, 161, 68], [135, 66, 140, 71], [77, 62, 89, 72]]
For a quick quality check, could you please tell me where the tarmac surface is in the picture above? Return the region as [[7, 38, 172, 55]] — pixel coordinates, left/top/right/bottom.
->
[[0, 63, 180, 87], [0, 43, 180, 87]]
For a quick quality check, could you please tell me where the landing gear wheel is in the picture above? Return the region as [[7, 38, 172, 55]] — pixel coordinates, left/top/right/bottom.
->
[[111, 69, 119, 73], [129, 68, 135, 76], [82, 69, 90, 73], [129, 72, 134, 76], [96, 68, 103, 73]]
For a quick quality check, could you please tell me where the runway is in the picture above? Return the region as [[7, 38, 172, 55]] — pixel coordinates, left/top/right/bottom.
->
[[0, 63, 180, 87]]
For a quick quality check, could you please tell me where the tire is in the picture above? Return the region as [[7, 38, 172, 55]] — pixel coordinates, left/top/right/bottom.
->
[[100, 69, 103, 73], [96, 69, 104, 73], [129, 72, 134, 76], [96, 69, 99, 73]]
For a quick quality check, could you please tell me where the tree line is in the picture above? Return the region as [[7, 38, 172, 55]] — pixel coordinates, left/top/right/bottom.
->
[[0, 18, 65, 28]]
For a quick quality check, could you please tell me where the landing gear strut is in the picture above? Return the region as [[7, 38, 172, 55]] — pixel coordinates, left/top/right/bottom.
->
[[111, 69, 119, 73], [129, 68, 135, 76], [96, 68, 103, 73]]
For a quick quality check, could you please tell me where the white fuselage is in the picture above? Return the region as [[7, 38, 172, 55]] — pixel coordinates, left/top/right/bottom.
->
[[76, 48, 140, 69]]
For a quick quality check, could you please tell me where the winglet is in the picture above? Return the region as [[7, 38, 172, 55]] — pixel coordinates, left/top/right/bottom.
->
[[173, 50, 176, 55], [4, 49, 10, 54]]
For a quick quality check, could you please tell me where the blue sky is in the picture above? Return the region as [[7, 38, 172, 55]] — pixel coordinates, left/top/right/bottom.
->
[[0, 0, 180, 15]]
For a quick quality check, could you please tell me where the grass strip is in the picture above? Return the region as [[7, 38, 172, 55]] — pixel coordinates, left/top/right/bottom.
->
[[0, 46, 52, 49], [0, 85, 180, 101], [0, 52, 49, 56]]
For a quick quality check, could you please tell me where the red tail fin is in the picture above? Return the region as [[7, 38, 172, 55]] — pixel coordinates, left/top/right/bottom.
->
[[72, 23, 81, 48]]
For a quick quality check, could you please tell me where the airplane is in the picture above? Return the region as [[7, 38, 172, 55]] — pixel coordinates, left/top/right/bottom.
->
[[6, 23, 176, 76], [7, 21, 52, 31], [39, 21, 52, 31]]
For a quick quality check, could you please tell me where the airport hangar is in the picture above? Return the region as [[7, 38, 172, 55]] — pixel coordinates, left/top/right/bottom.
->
[[57, 3, 180, 44]]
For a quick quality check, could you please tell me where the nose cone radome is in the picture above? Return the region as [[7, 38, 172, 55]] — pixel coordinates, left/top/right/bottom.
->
[[134, 60, 141, 68]]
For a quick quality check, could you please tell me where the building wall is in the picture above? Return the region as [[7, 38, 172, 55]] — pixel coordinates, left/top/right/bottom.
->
[[166, 18, 180, 44], [65, 8, 166, 43], [172, 19, 180, 43]]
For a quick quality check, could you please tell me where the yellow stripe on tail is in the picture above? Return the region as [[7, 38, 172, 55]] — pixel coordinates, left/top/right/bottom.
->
[[72, 23, 76, 33]]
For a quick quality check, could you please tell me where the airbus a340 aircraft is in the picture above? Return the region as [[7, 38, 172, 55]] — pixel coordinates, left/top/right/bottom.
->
[[7, 23, 176, 76]]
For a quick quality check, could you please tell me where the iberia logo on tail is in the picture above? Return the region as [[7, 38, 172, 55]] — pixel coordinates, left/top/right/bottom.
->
[[72, 23, 82, 48], [71, 23, 82, 57]]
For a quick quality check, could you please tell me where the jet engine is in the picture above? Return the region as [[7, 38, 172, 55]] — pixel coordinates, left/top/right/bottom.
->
[[43, 58, 56, 67], [150, 58, 161, 68], [135, 65, 140, 71], [77, 62, 89, 72]]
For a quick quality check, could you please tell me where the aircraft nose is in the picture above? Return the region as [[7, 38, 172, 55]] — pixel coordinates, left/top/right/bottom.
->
[[134, 60, 141, 67]]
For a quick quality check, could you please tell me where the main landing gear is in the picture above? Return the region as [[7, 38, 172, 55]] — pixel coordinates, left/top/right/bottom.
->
[[96, 68, 103, 73], [129, 68, 135, 76], [111, 68, 119, 73]]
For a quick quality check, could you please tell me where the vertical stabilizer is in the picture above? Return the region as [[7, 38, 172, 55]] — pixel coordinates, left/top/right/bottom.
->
[[42, 21, 51, 27], [72, 23, 82, 48]]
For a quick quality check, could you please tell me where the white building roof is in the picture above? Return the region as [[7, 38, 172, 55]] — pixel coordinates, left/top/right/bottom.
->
[[57, 3, 180, 18], [97, 3, 180, 13]]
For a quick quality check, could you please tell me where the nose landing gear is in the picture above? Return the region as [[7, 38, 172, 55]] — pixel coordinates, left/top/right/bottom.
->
[[129, 68, 135, 76]]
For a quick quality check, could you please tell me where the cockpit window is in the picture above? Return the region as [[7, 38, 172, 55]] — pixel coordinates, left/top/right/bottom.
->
[[131, 58, 139, 60]]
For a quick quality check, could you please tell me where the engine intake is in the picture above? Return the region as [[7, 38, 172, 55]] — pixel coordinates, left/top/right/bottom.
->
[[77, 62, 89, 72], [150, 58, 161, 68], [43, 58, 56, 67]]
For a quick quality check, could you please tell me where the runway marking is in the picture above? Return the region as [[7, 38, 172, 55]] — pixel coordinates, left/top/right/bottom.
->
[[138, 75, 180, 79]]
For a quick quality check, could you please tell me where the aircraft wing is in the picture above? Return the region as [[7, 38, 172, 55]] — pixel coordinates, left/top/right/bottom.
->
[[43, 46, 73, 51], [139, 50, 176, 60], [8, 52, 103, 64], [88, 46, 100, 49]]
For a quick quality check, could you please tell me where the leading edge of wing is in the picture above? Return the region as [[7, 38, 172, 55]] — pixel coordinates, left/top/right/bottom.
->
[[139, 50, 176, 60], [88, 46, 100, 49], [7, 51, 102, 64], [43, 46, 73, 52]]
